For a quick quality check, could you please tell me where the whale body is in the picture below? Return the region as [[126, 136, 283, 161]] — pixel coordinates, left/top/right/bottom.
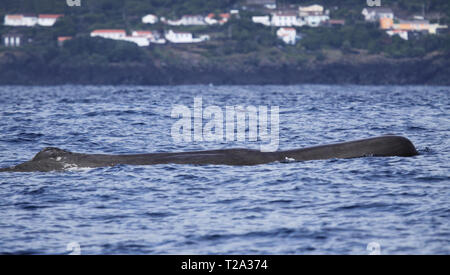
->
[[0, 135, 418, 172]]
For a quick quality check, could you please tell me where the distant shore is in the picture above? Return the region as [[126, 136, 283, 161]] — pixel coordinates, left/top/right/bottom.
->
[[1, 50, 449, 85]]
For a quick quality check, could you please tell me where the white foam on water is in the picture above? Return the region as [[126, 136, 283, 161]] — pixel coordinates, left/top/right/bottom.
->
[[284, 157, 296, 162]]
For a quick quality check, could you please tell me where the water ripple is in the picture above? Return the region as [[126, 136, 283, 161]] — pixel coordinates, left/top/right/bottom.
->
[[0, 85, 449, 254]]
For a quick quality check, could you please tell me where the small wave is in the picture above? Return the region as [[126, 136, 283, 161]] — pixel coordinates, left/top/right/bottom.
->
[[281, 157, 296, 163], [417, 147, 434, 155], [335, 202, 415, 211], [15, 203, 48, 210], [414, 175, 450, 182], [20, 187, 47, 195], [18, 133, 43, 139], [268, 199, 293, 204], [145, 212, 175, 218], [1, 132, 44, 143], [101, 242, 152, 254], [175, 174, 206, 180], [407, 126, 428, 131], [215, 198, 244, 204], [62, 164, 96, 172], [190, 227, 317, 243]]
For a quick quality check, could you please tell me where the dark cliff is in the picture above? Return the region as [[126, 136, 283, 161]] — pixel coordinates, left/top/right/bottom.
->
[[0, 50, 449, 85]]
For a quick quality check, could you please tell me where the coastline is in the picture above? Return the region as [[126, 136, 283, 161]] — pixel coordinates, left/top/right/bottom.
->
[[1, 50, 449, 86]]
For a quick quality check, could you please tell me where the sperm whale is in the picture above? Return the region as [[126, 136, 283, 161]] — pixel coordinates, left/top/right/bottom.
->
[[0, 135, 418, 172]]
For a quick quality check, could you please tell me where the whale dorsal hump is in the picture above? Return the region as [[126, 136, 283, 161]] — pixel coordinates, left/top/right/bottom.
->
[[32, 147, 72, 161]]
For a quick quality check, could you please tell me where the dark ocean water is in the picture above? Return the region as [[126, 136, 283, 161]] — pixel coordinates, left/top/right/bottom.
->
[[0, 85, 448, 255]]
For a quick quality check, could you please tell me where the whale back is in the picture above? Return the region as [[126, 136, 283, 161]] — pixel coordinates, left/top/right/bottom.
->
[[281, 135, 418, 161], [32, 147, 73, 161], [0, 135, 419, 172]]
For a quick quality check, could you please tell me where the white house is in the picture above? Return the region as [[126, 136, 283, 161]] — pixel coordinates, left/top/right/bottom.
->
[[142, 14, 158, 24], [90, 29, 152, 46], [182, 15, 206, 25], [218, 13, 231, 25], [168, 15, 206, 26], [151, 38, 167, 44], [246, 0, 276, 9], [298, 4, 329, 27], [252, 9, 328, 27], [133, 30, 166, 44], [205, 13, 230, 25], [164, 30, 208, 43], [166, 19, 179, 26], [252, 15, 271, 26], [4, 14, 38, 27], [298, 5, 324, 16], [205, 14, 218, 25], [132, 30, 155, 39], [386, 30, 409, 40], [303, 14, 329, 27], [37, 14, 63, 26], [362, 7, 394, 22], [4, 15, 25, 26], [90, 29, 127, 39], [165, 30, 193, 43], [131, 31, 159, 47], [4, 14, 63, 27], [271, 11, 299, 27], [393, 19, 448, 35], [276, 27, 297, 45], [3, 34, 24, 47], [381, 17, 448, 39], [131, 30, 158, 45]]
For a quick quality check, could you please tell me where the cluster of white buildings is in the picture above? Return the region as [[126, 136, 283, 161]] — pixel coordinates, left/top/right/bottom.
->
[[113, 11, 234, 45], [142, 13, 231, 26], [4, 14, 63, 27], [251, 4, 332, 45], [361, 7, 394, 22], [362, 7, 448, 40], [252, 5, 330, 28], [90, 29, 161, 47], [92, 5, 331, 47], [164, 30, 210, 43], [90, 29, 209, 46], [3, 14, 64, 47], [3, 33, 24, 47], [4, 4, 449, 49], [276, 28, 297, 45]]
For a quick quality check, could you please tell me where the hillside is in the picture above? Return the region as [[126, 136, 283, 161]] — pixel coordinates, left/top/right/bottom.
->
[[0, 0, 449, 85]]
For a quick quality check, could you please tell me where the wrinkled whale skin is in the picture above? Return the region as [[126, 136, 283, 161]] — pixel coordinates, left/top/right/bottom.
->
[[0, 135, 418, 172]]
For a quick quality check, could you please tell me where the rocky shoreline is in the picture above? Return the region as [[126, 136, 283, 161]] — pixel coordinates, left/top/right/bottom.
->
[[1, 51, 449, 86]]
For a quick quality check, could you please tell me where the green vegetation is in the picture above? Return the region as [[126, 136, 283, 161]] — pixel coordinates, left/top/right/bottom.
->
[[297, 23, 450, 58], [0, 0, 449, 65], [283, 0, 450, 23]]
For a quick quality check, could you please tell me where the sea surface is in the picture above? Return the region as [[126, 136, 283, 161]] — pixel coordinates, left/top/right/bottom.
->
[[0, 85, 448, 254]]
